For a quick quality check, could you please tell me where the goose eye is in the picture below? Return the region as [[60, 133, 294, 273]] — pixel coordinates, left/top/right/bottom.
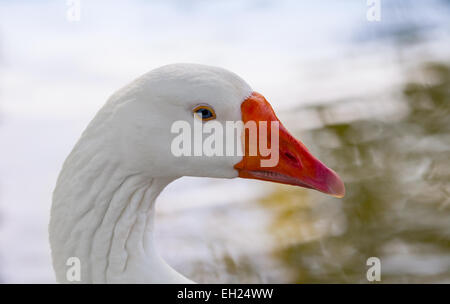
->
[[193, 105, 216, 121]]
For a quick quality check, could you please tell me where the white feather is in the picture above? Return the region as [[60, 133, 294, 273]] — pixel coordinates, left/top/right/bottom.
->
[[49, 63, 252, 283]]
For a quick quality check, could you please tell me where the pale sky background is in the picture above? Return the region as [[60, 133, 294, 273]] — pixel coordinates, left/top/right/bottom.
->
[[0, 0, 449, 283]]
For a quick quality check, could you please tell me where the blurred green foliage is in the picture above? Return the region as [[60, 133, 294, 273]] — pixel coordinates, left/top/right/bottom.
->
[[262, 63, 450, 283]]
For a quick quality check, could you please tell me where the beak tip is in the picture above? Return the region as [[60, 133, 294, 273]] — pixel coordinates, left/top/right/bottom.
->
[[328, 173, 345, 198], [332, 191, 345, 199]]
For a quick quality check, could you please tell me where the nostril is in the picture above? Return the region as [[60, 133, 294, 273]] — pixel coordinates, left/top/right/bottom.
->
[[284, 151, 302, 168]]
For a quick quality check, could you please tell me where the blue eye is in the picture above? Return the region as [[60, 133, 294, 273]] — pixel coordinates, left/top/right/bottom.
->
[[197, 108, 213, 119], [193, 105, 216, 121]]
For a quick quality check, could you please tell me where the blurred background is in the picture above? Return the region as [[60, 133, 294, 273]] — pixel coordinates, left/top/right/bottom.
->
[[0, 0, 449, 283]]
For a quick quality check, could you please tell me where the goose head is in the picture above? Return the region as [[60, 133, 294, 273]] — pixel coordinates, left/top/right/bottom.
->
[[95, 63, 344, 197]]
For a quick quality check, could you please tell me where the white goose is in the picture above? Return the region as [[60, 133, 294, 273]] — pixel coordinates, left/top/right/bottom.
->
[[49, 63, 344, 283]]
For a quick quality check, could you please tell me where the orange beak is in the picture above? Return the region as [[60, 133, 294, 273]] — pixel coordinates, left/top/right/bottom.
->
[[234, 92, 345, 198]]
